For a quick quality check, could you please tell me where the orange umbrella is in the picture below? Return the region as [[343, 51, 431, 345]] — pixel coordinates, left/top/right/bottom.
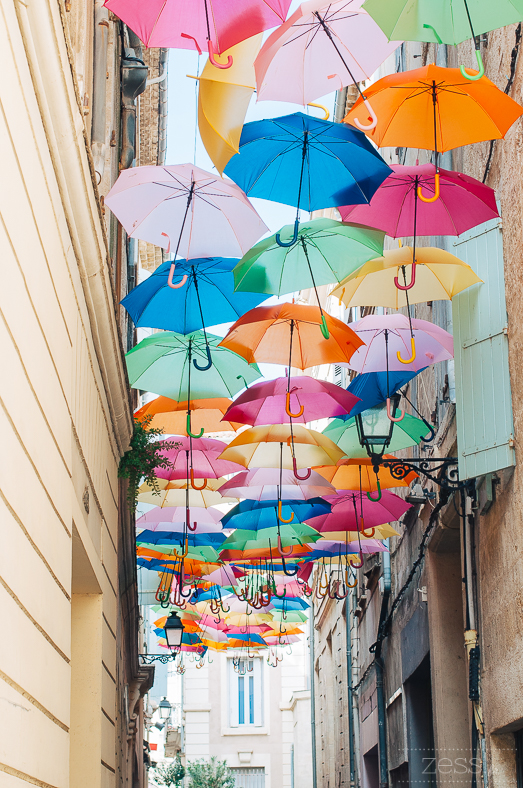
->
[[219, 302, 364, 368], [344, 64, 523, 155], [314, 455, 418, 492], [134, 396, 242, 435]]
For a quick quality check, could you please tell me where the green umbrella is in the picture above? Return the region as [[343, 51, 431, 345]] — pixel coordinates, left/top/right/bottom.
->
[[233, 218, 385, 298], [323, 402, 432, 459], [126, 330, 262, 402], [362, 0, 523, 79], [220, 524, 321, 555], [138, 542, 220, 563]]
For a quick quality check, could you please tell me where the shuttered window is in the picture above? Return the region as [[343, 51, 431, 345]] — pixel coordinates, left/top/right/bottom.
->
[[451, 217, 515, 480], [230, 768, 266, 788]]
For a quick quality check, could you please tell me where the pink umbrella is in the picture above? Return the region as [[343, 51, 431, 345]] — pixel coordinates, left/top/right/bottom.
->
[[255, 0, 400, 110], [137, 506, 223, 531], [105, 164, 267, 260], [155, 437, 243, 481], [339, 163, 499, 237], [307, 489, 411, 531], [223, 375, 360, 426], [346, 314, 453, 373], [219, 468, 336, 501], [104, 0, 291, 65]]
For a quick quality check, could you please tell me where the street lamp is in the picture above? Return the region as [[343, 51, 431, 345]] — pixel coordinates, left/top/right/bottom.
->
[[355, 396, 400, 466], [158, 697, 172, 721], [139, 611, 185, 664]]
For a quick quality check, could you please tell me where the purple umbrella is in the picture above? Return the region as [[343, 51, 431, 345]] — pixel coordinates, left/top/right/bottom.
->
[[307, 490, 411, 532], [155, 437, 243, 482], [307, 538, 388, 554], [223, 375, 360, 426], [219, 468, 336, 501], [136, 506, 223, 532]]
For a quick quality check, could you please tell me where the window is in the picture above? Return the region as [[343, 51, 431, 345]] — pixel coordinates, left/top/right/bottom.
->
[[230, 768, 265, 788], [228, 658, 263, 728]]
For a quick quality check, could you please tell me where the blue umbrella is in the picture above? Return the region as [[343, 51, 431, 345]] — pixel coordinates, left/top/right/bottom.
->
[[221, 499, 331, 532], [224, 112, 391, 246], [136, 530, 226, 548], [121, 257, 267, 334], [270, 597, 310, 611], [345, 369, 425, 417]]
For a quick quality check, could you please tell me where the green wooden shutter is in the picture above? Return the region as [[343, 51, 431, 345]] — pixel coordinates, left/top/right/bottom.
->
[[451, 217, 515, 480]]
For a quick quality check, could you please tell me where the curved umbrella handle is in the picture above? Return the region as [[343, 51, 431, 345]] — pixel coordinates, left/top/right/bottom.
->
[[181, 32, 203, 55], [273, 585, 287, 600], [276, 218, 300, 248], [190, 469, 207, 491], [350, 552, 364, 569], [386, 396, 405, 423], [236, 374, 248, 390], [344, 567, 358, 588], [277, 533, 294, 557], [173, 538, 189, 559], [187, 520, 198, 532], [394, 262, 416, 291], [285, 391, 304, 419], [353, 98, 378, 131], [417, 172, 440, 203], [292, 457, 311, 481], [397, 336, 416, 365], [167, 263, 188, 290], [320, 313, 330, 339], [281, 554, 299, 577], [278, 500, 294, 524], [421, 420, 437, 444], [186, 412, 204, 439], [460, 49, 485, 81], [193, 345, 213, 371], [366, 477, 382, 502], [307, 102, 330, 120], [207, 39, 233, 69]]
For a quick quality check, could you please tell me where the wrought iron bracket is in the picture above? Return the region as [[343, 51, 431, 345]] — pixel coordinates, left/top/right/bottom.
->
[[370, 454, 466, 490], [139, 651, 179, 664]]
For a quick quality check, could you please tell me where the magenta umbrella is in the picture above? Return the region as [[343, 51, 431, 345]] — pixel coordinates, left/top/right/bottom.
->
[[307, 489, 411, 531], [310, 538, 388, 554], [223, 376, 360, 426], [155, 437, 243, 480], [339, 163, 498, 237], [219, 468, 336, 501], [346, 314, 453, 373], [104, 0, 291, 66], [136, 506, 223, 532]]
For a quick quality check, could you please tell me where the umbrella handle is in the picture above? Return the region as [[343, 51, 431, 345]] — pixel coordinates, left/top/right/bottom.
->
[[181, 33, 203, 55], [366, 477, 382, 503], [276, 218, 299, 247], [273, 586, 287, 600], [292, 457, 311, 481], [193, 345, 213, 371], [307, 102, 330, 120], [352, 98, 378, 131], [386, 396, 405, 422], [173, 538, 189, 559], [320, 313, 330, 339], [186, 412, 204, 438], [277, 534, 294, 557], [397, 337, 416, 365], [421, 420, 437, 444], [281, 554, 299, 577], [417, 172, 440, 203], [190, 469, 207, 491], [207, 39, 233, 69], [394, 262, 417, 291], [187, 520, 198, 532], [285, 391, 304, 419], [345, 566, 358, 588], [338, 287, 346, 307], [350, 552, 364, 569], [167, 263, 188, 290], [460, 49, 485, 81], [278, 500, 294, 524]]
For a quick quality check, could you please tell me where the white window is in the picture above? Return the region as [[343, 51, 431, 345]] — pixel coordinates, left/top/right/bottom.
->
[[230, 768, 265, 788], [228, 658, 263, 728]]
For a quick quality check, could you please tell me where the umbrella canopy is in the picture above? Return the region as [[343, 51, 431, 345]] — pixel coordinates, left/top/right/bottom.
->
[[154, 436, 243, 480], [218, 468, 336, 501], [332, 246, 483, 309], [233, 219, 385, 296], [198, 34, 263, 175], [134, 397, 242, 436], [339, 163, 499, 236], [347, 314, 454, 374], [137, 506, 223, 530], [218, 424, 345, 470], [136, 477, 235, 507], [346, 369, 423, 416], [105, 164, 267, 258], [344, 65, 523, 152], [137, 531, 227, 548], [314, 456, 418, 490], [308, 538, 388, 556], [121, 258, 267, 334], [223, 376, 360, 426], [255, 0, 400, 105], [126, 331, 262, 400], [221, 523, 322, 551], [307, 490, 411, 530], [219, 303, 364, 368], [320, 523, 400, 541], [220, 499, 331, 531]]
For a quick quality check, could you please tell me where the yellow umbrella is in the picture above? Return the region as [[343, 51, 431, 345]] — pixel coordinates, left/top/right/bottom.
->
[[332, 246, 482, 309], [136, 477, 237, 507], [318, 523, 400, 541], [196, 35, 262, 175]]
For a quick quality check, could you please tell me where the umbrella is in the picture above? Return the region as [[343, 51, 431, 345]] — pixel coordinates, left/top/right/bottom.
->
[[226, 634, 267, 648], [121, 258, 267, 334], [332, 246, 483, 309], [218, 469, 336, 502], [232, 219, 385, 308], [219, 303, 364, 366], [314, 456, 418, 491], [307, 538, 388, 556], [346, 369, 424, 417], [319, 523, 400, 541], [347, 314, 453, 373], [255, 0, 400, 107], [134, 397, 242, 436], [220, 499, 331, 531], [136, 477, 235, 507], [224, 112, 391, 247], [220, 523, 322, 554], [103, 0, 291, 62], [137, 531, 227, 549], [308, 489, 411, 532], [197, 34, 263, 174], [105, 164, 267, 259], [137, 506, 223, 530], [154, 436, 243, 480], [223, 375, 360, 426]]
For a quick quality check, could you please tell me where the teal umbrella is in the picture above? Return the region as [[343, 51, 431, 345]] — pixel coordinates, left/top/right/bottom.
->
[[233, 218, 385, 297], [126, 330, 262, 402]]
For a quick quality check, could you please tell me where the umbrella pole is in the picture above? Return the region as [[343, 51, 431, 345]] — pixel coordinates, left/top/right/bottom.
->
[[191, 265, 213, 370], [186, 339, 204, 439], [167, 181, 196, 290], [285, 320, 305, 418], [460, 0, 485, 80], [396, 186, 417, 365], [301, 237, 330, 339], [276, 133, 308, 247]]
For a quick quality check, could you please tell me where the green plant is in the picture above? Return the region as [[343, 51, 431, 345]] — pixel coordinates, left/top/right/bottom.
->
[[153, 755, 186, 787], [118, 415, 179, 508], [187, 757, 235, 788]]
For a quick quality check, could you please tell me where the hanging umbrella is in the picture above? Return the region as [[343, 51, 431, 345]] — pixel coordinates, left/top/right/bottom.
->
[[318, 523, 400, 541], [255, 0, 400, 107], [219, 303, 364, 366], [121, 258, 267, 334], [307, 489, 411, 531], [218, 468, 336, 501], [103, 0, 291, 63], [223, 375, 360, 426], [347, 314, 453, 373], [197, 34, 263, 174], [105, 164, 267, 259], [220, 499, 331, 531], [137, 531, 227, 549], [332, 246, 483, 309], [224, 112, 391, 247], [136, 477, 235, 507], [153, 436, 243, 480], [220, 523, 322, 555], [314, 456, 418, 490], [233, 219, 385, 301], [226, 633, 268, 648], [134, 397, 242, 436], [137, 506, 223, 530], [307, 538, 388, 557], [346, 369, 424, 417]]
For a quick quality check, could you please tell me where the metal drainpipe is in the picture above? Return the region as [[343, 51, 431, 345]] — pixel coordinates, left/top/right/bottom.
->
[[346, 596, 357, 787], [375, 548, 391, 788], [92, 0, 109, 183], [310, 601, 318, 788], [334, 87, 348, 124]]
